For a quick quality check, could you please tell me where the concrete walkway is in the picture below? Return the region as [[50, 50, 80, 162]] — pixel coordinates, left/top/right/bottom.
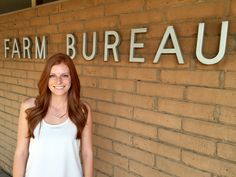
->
[[0, 169, 11, 177]]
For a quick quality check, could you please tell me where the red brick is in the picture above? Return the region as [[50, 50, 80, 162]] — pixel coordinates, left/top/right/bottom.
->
[[159, 129, 216, 155], [137, 82, 184, 99], [187, 87, 236, 107], [114, 167, 137, 177], [105, 0, 144, 15], [3, 76, 17, 84], [129, 160, 172, 177], [133, 108, 181, 130], [158, 99, 214, 121], [2, 92, 18, 101], [30, 16, 49, 26], [96, 171, 109, 177], [156, 156, 211, 177], [174, 21, 199, 37], [0, 69, 11, 76], [10, 20, 30, 29], [93, 112, 116, 127], [98, 78, 135, 92], [93, 135, 112, 150], [97, 101, 133, 119], [11, 70, 26, 78], [228, 21, 236, 35], [0, 14, 13, 23], [161, 70, 220, 87], [183, 150, 236, 177], [183, 119, 236, 142], [116, 67, 157, 81], [58, 21, 84, 32], [217, 143, 236, 162], [84, 16, 119, 30], [97, 149, 128, 169], [3, 62, 18, 69], [79, 76, 97, 87], [116, 118, 157, 138], [230, 0, 236, 15], [49, 34, 64, 43], [73, 6, 104, 21], [36, 25, 58, 34], [225, 72, 236, 88], [179, 37, 196, 55], [0, 29, 18, 37], [27, 88, 38, 97], [50, 11, 75, 24], [50, 6, 104, 24], [59, 0, 94, 12], [10, 85, 26, 95], [83, 66, 114, 78], [18, 79, 34, 88], [0, 111, 12, 122], [5, 106, 19, 116], [96, 125, 132, 145], [133, 136, 181, 161], [27, 71, 41, 80], [9, 100, 20, 109], [14, 9, 37, 20], [114, 92, 154, 109], [120, 11, 163, 26], [0, 83, 10, 91], [146, 0, 193, 10], [94, 158, 113, 176], [82, 88, 113, 101], [37, 3, 59, 16], [146, 24, 167, 39], [113, 142, 155, 166], [18, 27, 36, 36], [166, 1, 228, 21], [220, 106, 236, 125]]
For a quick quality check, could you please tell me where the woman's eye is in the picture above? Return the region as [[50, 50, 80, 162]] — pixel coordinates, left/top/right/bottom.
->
[[49, 75, 55, 78], [62, 74, 69, 77]]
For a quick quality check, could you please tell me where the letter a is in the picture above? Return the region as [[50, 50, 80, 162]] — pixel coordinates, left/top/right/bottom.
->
[[153, 26, 184, 64]]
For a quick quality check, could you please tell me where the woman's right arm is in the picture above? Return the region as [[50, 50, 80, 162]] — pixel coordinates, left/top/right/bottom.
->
[[13, 99, 33, 177]]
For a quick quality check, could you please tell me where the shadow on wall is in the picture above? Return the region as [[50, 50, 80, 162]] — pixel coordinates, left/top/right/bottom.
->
[[0, 169, 11, 177]]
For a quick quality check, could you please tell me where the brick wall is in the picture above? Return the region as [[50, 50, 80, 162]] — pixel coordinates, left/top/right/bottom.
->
[[0, 0, 236, 176]]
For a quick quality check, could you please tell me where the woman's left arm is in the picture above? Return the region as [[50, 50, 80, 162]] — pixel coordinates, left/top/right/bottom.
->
[[81, 103, 93, 177]]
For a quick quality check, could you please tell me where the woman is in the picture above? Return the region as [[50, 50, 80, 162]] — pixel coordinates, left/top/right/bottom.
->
[[13, 53, 93, 177]]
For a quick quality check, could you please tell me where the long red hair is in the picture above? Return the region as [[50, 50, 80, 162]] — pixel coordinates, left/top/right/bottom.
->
[[26, 53, 88, 139]]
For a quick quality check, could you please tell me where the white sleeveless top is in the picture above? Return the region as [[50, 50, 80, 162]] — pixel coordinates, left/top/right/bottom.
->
[[25, 118, 83, 177]]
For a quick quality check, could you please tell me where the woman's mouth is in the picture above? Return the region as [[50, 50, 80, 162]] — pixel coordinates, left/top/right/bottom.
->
[[54, 86, 65, 89]]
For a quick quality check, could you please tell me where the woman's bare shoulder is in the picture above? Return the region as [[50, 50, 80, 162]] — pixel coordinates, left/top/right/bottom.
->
[[21, 97, 36, 110]]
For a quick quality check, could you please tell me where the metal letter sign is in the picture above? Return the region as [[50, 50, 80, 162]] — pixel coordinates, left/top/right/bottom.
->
[[104, 31, 120, 62], [153, 26, 184, 64], [82, 32, 97, 61], [129, 28, 147, 62], [35, 36, 47, 59], [196, 21, 228, 65], [66, 34, 76, 59], [2, 21, 230, 65]]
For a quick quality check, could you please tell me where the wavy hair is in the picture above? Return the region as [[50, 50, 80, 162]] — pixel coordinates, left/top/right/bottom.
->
[[26, 53, 88, 139]]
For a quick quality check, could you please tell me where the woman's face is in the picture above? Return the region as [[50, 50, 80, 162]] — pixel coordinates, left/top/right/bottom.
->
[[48, 63, 71, 96]]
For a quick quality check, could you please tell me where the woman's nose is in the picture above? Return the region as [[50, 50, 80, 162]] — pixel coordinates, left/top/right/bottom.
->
[[56, 76, 63, 84]]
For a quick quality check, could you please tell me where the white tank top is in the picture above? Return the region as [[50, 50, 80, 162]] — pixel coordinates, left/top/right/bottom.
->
[[25, 118, 83, 177]]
